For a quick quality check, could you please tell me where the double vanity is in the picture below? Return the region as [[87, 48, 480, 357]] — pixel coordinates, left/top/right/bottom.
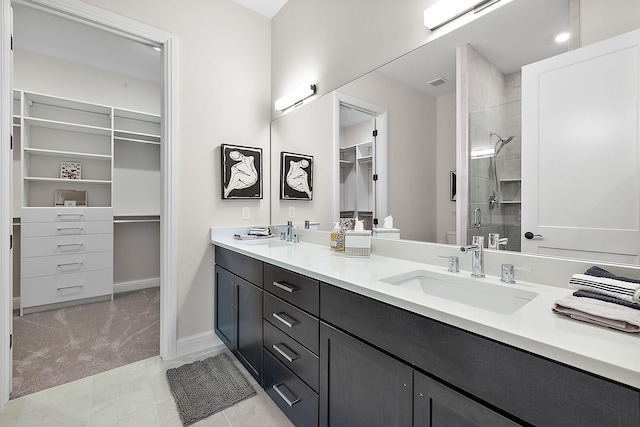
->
[[210, 228, 640, 426]]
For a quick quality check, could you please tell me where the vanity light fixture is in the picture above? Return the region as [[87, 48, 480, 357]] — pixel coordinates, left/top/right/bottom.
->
[[274, 83, 317, 111], [555, 31, 570, 43], [424, 0, 501, 31]]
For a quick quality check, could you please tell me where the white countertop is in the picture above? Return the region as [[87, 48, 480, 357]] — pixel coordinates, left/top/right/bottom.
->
[[211, 231, 640, 389]]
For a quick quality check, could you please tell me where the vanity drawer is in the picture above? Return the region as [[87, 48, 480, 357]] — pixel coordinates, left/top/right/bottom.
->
[[215, 246, 263, 287], [264, 292, 319, 354], [21, 234, 113, 258], [21, 220, 113, 237], [264, 320, 319, 392], [21, 207, 113, 223], [21, 251, 113, 278], [264, 263, 319, 317], [264, 349, 319, 427], [21, 269, 113, 308]]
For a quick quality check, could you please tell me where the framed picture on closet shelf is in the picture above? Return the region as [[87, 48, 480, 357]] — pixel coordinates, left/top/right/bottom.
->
[[280, 151, 313, 201], [220, 144, 263, 199], [61, 161, 82, 180]]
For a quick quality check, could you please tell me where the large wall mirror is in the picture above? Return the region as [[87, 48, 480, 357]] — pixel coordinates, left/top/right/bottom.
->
[[270, 0, 640, 266]]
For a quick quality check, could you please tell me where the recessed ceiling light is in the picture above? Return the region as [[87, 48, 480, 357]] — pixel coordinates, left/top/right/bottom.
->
[[555, 32, 570, 43]]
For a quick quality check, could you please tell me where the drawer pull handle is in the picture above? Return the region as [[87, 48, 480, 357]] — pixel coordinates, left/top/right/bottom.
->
[[57, 243, 84, 247], [272, 312, 296, 328], [57, 261, 84, 267], [58, 226, 84, 231], [272, 281, 297, 293], [272, 383, 300, 407], [272, 343, 299, 362], [57, 213, 84, 216], [57, 285, 84, 291]]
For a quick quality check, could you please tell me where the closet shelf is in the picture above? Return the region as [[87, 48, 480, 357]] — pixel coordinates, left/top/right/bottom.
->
[[23, 117, 111, 136], [114, 136, 161, 145], [24, 176, 112, 184], [24, 147, 112, 160]]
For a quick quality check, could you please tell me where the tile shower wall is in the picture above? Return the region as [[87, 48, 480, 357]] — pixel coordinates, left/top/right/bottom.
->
[[467, 51, 522, 251]]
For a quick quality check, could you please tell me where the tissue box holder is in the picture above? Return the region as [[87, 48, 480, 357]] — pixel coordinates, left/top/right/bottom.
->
[[372, 228, 400, 240], [344, 230, 372, 258]]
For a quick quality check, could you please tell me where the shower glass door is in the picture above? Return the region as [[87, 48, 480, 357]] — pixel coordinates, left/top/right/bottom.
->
[[468, 101, 522, 252]]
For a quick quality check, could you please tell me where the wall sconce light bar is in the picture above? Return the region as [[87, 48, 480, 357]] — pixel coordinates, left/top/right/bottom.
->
[[275, 84, 317, 111], [424, 0, 501, 31]]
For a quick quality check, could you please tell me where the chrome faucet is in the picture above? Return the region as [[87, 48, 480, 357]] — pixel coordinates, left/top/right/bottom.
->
[[286, 220, 293, 242], [461, 235, 485, 278]]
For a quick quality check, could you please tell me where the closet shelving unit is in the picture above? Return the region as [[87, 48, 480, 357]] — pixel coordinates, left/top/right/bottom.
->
[[340, 141, 374, 228], [16, 90, 161, 313]]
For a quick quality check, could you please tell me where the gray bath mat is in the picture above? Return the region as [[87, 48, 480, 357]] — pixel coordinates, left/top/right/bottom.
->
[[166, 352, 256, 426]]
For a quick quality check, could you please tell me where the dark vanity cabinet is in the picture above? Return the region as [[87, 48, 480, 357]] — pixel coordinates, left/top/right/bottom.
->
[[213, 246, 640, 427], [214, 246, 264, 384]]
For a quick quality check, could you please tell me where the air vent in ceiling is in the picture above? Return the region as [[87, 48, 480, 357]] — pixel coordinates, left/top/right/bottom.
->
[[428, 77, 449, 87]]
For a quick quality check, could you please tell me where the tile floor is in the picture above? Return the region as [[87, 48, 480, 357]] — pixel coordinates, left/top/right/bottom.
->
[[0, 347, 294, 427]]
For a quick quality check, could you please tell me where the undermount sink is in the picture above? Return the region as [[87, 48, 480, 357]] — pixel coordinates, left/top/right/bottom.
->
[[380, 270, 538, 315], [239, 238, 292, 248]]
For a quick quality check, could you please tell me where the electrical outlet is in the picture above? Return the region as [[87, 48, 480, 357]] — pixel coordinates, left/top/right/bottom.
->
[[242, 207, 250, 220], [289, 206, 295, 218]]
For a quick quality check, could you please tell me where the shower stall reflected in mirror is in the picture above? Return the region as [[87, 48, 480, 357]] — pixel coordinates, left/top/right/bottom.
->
[[468, 100, 522, 252]]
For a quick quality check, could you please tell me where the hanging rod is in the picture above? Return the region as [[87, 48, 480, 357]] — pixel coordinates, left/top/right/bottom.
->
[[27, 99, 111, 117]]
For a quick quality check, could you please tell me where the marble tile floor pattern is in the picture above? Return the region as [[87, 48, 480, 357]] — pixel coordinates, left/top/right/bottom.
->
[[0, 347, 294, 427]]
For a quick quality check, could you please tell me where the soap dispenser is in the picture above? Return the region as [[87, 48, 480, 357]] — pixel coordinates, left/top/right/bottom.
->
[[330, 222, 344, 252]]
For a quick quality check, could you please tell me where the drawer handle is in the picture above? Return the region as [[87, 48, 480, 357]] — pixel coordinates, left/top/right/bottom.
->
[[57, 213, 84, 217], [57, 242, 84, 247], [57, 285, 84, 291], [272, 312, 296, 328], [272, 383, 300, 407], [272, 281, 297, 293], [57, 261, 84, 267], [272, 343, 299, 363], [58, 226, 84, 231]]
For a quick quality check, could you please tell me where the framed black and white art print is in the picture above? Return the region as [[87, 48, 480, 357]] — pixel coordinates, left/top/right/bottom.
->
[[280, 151, 313, 201], [220, 144, 263, 199]]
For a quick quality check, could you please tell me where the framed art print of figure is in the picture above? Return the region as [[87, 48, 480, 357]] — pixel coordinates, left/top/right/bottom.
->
[[221, 144, 263, 199], [280, 151, 313, 200]]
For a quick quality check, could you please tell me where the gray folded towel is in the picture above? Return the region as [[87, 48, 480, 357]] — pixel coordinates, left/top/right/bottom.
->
[[553, 295, 640, 333], [569, 274, 640, 303], [585, 266, 640, 285], [573, 290, 640, 311]]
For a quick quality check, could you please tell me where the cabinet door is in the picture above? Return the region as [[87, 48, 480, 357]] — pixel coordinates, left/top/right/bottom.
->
[[214, 265, 236, 350], [236, 276, 263, 385], [319, 323, 412, 427], [414, 371, 520, 427]]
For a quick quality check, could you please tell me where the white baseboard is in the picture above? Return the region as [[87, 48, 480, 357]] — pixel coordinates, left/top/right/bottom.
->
[[176, 330, 224, 358], [114, 277, 160, 294], [12, 277, 160, 311]]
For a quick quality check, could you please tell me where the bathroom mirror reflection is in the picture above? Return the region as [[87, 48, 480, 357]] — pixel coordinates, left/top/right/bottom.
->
[[270, 0, 640, 266]]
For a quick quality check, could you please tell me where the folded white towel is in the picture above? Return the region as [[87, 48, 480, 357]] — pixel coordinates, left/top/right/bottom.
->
[[568, 274, 640, 303], [233, 233, 275, 240], [553, 295, 640, 333]]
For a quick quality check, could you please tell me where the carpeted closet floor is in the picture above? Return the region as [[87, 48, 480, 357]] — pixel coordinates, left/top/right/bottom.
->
[[10, 287, 160, 399]]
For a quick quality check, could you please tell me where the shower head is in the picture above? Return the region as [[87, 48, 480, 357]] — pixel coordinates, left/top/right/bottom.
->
[[490, 132, 514, 156]]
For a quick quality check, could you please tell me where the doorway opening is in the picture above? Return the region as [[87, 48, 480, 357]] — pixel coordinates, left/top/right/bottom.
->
[[1, 0, 177, 408]]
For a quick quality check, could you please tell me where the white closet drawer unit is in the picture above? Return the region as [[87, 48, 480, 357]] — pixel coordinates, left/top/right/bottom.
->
[[21, 220, 113, 237], [22, 207, 113, 223], [21, 269, 113, 308], [21, 234, 113, 257], [21, 252, 113, 279]]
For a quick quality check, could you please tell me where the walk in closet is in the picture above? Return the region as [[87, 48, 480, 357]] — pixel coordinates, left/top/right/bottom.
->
[[14, 89, 160, 314]]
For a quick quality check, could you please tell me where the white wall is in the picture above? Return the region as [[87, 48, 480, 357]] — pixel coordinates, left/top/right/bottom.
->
[[14, 50, 160, 114], [79, 0, 272, 342], [580, 0, 640, 46], [272, 0, 441, 120]]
